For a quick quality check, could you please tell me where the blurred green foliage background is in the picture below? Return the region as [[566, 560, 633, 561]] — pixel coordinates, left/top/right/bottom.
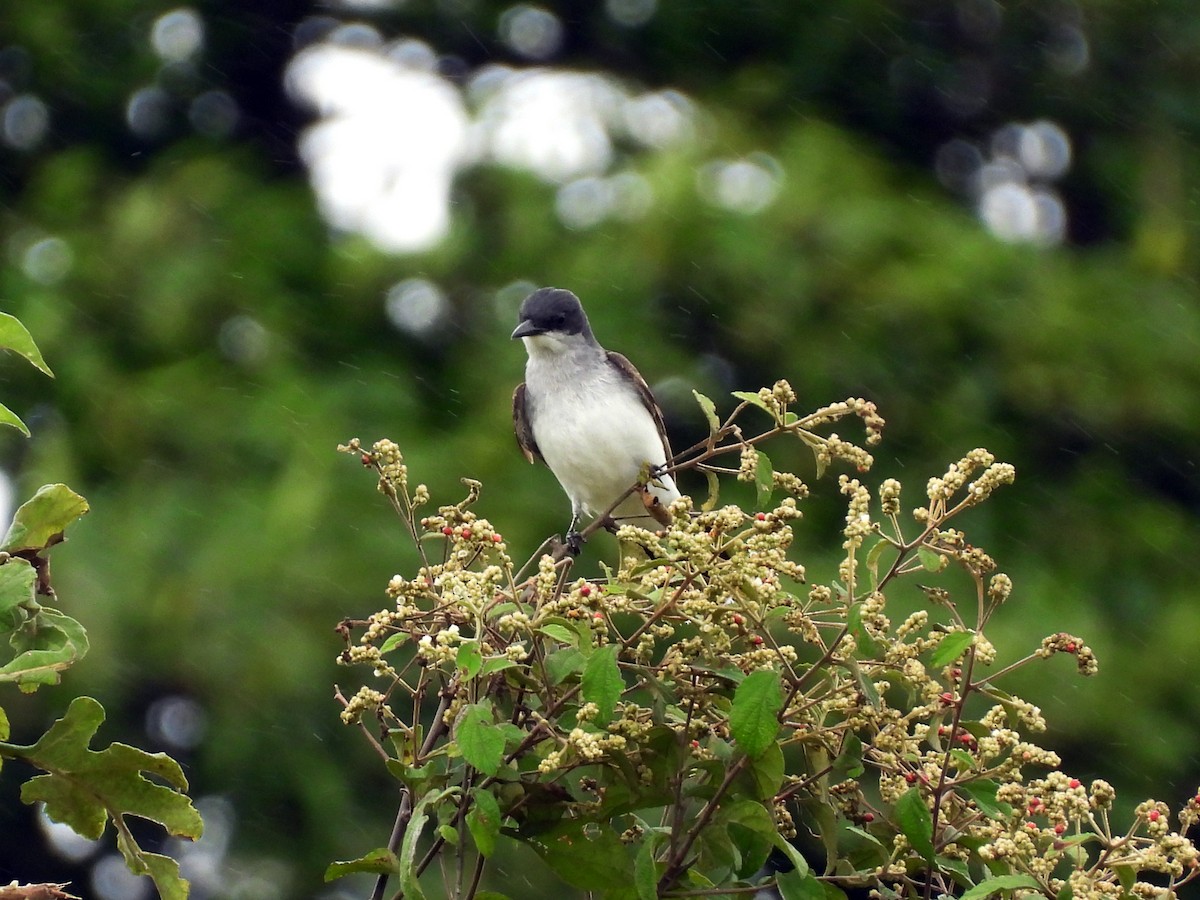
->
[[1, 1, 1198, 897]]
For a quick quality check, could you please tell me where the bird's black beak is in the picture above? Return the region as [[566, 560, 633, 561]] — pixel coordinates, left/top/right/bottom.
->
[[511, 319, 542, 340]]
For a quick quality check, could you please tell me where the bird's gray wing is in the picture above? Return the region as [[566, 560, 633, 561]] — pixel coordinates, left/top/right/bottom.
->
[[606, 351, 673, 463], [512, 382, 544, 465]]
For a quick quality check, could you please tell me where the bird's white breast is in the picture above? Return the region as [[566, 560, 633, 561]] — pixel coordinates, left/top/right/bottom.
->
[[524, 340, 678, 523]]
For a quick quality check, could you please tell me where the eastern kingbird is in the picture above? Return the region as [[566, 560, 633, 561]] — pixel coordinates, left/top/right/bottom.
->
[[512, 288, 680, 546]]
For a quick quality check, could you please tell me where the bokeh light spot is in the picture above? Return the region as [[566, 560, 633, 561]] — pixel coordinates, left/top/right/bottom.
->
[[151, 8, 205, 63], [697, 155, 782, 214], [21, 236, 73, 285], [38, 804, 101, 863], [92, 853, 153, 900], [1, 94, 49, 150], [146, 694, 209, 752], [499, 5, 564, 60], [606, 0, 657, 27], [126, 85, 173, 139], [218, 315, 270, 366], [189, 90, 238, 138], [386, 278, 450, 338]]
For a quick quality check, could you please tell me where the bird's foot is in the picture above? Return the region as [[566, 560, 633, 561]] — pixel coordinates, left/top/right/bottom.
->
[[565, 531, 585, 556]]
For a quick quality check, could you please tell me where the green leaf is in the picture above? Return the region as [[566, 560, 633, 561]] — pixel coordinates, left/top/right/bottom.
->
[[0, 557, 37, 632], [2, 484, 90, 554], [894, 787, 935, 862], [324, 847, 400, 881], [582, 644, 623, 724], [0, 607, 89, 690], [466, 787, 501, 857], [544, 648, 585, 685], [958, 779, 1012, 819], [865, 538, 889, 587], [693, 389, 720, 433], [479, 657, 519, 677], [768, 830, 809, 877], [729, 669, 783, 757], [6, 696, 202, 899], [917, 547, 946, 573], [474, 894, 515, 900], [633, 832, 663, 900], [400, 788, 457, 900], [378, 632, 408, 654], [847, 602, 881, 658], [455, 703, 505, 776], [538, 623, 578, 646], [0, 312, 53, 377], [748, 740, 785, 798], [457, 640, 482, 677], [731, 390, 773, 414], [831, 733, 864, 779], [777, 868, 825, 900], [755, 450, 774, 509], [533, 822, 632, 890], [0, 402, 29, 437], [438, 823, 459, 845], [722, 800, 776, 878], [701, 467, 720, 513], [959, 874, 1044, 899], [930, 631, 975, 668]]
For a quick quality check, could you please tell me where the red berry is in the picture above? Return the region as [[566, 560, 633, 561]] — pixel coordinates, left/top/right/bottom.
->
[[950, 668, 962, 679], [755, 512, 766, 521], [957, 733, 973, 745], [862, 813, 874, 823], [361, 454, 372, 466], [580, 585, 592, 597], [594, 612, 604, 621], [690, 739, 700, 749], [442, 526, 454, 536], [1149, 810, 1161, 822], [1054, 823, 1066, 835], [751, 635, 764, 646], [732, 614, 744, 625], [940, 692, 954, 704], [1068, 779, 1081, 789], [460, 526, 472, 538], [492, 533, 502, 543], [1065, 642, 1076, 653], [905, 773, 917, 784], [1025, 821, 1037, 830]]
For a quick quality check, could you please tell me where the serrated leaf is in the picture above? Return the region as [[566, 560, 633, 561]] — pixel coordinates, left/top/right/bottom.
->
[[0, 401, 29, 437], [455, 703, 504, 776], [894, 787, 934, 862], [959, 874, 1043, 899], [693, 390, 720, 433], [2, 484, 89, 554], [0, 312, 53, 377], [466, 787, 501, 857], [6, 696, 202, 899], [324, 847, 400, 881], [755, 451, 774, 510], [457, 640, 482, 677], [581, 644, 622, 724], [729, 669, 782, 758], [917, 547, 946, 573], [930, 631, 975, 668]]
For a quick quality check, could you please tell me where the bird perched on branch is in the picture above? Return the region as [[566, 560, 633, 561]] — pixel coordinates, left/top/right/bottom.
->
[[512, 287, 680, 551]]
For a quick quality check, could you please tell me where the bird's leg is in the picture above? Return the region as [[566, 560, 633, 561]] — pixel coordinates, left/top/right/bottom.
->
[[565, 513, 583, 556]]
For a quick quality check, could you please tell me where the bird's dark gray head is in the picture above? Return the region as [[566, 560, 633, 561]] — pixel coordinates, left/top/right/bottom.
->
[[511, 288, 594, 341]]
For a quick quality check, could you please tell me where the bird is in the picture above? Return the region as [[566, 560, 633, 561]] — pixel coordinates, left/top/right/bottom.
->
[[511, 287, 680, 550]]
